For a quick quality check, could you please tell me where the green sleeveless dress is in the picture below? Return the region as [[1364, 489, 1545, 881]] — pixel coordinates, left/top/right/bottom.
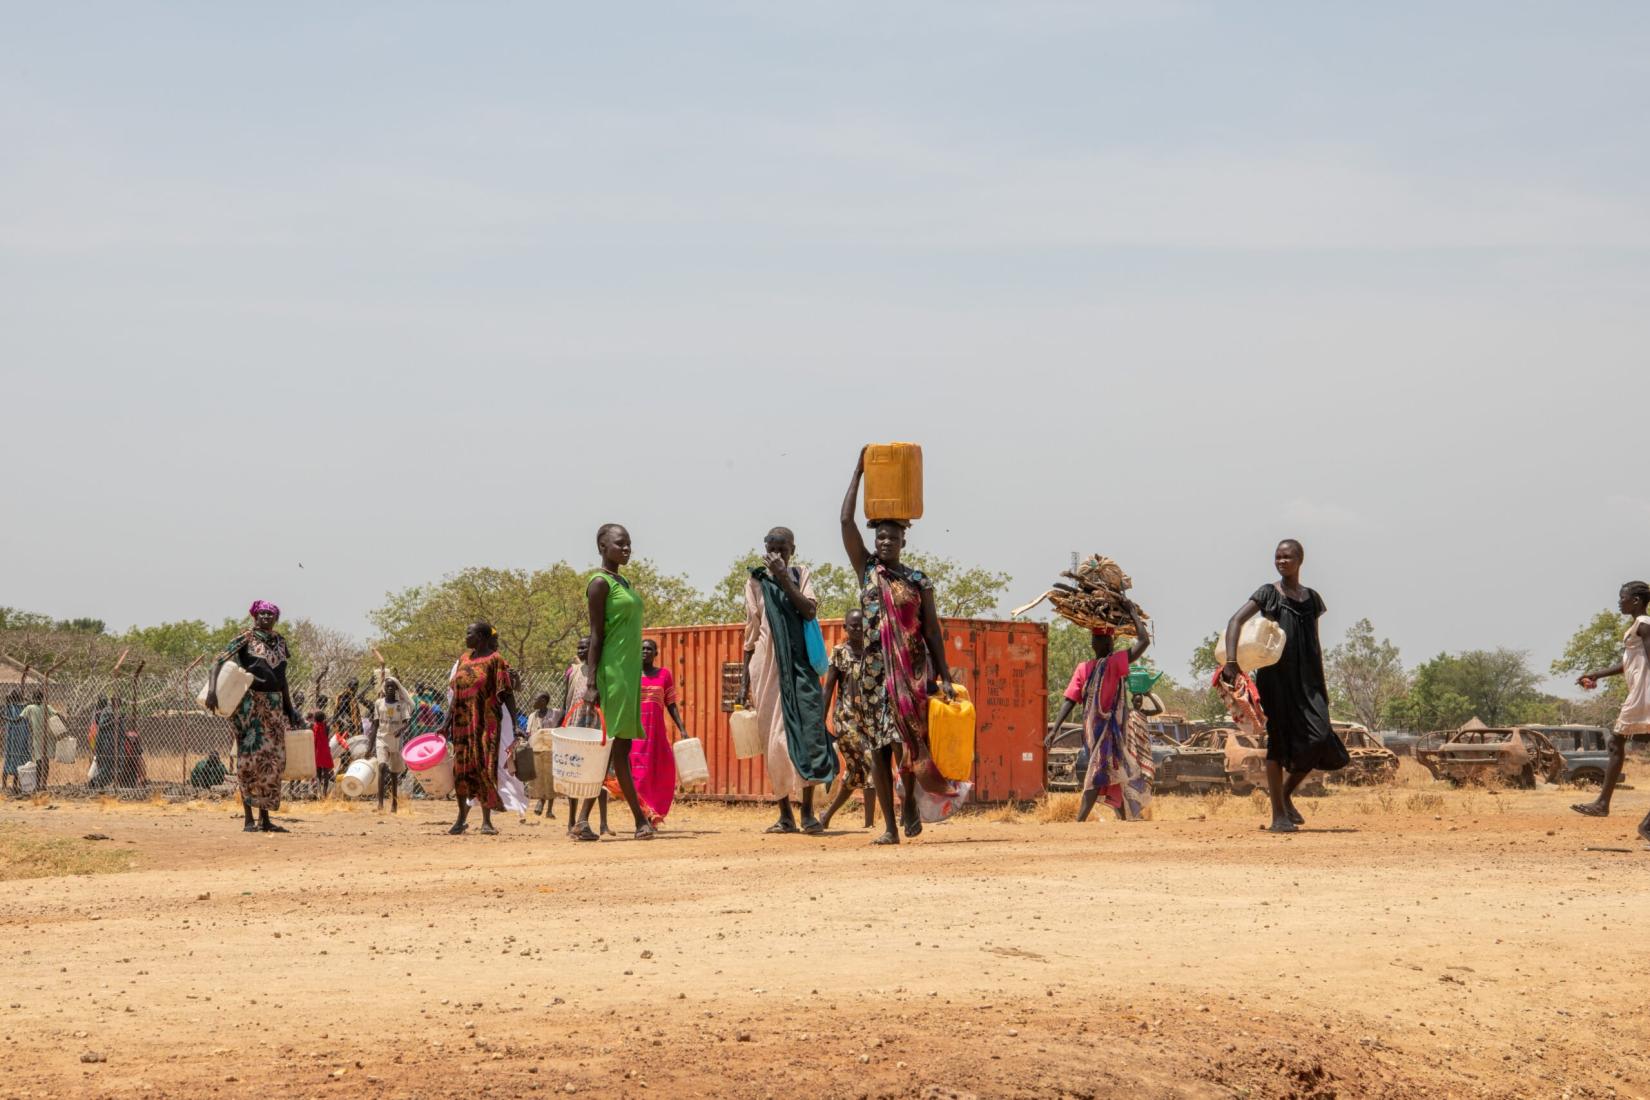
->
[[590, 571, 644, 739]]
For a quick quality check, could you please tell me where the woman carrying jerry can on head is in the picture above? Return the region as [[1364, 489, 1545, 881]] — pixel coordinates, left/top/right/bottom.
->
[[840, 444, 969, 846]]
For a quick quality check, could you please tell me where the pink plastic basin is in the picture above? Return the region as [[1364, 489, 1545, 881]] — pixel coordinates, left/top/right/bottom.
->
[[402, 733, 448, 772]]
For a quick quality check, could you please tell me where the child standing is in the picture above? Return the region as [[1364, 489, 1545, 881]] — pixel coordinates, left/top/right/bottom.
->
[[819, 609, 877, 831], [311, 709, 335, 799]]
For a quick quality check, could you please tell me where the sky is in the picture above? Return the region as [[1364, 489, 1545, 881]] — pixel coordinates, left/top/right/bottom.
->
[[3, 2, 1648, 689]]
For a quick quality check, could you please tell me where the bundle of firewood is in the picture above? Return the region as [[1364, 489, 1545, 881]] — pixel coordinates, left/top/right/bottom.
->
[[1012, 554, 1149, 635]]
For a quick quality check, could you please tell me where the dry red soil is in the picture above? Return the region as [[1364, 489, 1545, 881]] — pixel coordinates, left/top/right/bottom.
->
[[2, 786, 1646, 1099]]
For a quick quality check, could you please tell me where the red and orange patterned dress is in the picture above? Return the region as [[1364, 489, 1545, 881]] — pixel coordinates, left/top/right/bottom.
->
[[448, 650, 511, 810]]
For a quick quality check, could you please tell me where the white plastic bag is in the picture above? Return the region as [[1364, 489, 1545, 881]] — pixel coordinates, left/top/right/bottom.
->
[[894, 776, 972, 823]]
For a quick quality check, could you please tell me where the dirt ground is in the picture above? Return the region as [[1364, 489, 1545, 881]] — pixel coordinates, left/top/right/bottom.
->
[[2, 777, 1647, 1100]]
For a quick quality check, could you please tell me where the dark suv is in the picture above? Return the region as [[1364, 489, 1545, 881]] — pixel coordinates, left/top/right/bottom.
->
[[1521, 725, 1617, 786]]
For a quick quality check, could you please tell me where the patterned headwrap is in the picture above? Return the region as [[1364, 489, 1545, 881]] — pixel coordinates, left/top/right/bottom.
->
[[1091, 626, 1116, 638], [249, 600, 281, 620]]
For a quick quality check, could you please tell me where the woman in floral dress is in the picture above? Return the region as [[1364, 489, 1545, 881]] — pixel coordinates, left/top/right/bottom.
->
[[207, 600, 303, 834], [438, 621, 519, 835], [840, 450, 957, 845]]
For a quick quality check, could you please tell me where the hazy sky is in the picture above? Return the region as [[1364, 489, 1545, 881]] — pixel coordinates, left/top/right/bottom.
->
[[4, 2, 1647, 688]]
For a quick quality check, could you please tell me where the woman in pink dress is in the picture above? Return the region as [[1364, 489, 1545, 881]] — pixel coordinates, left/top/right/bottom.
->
[[631, 638, 686, 824]]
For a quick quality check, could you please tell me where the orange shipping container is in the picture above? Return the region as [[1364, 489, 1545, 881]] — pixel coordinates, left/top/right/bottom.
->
[[646, 618, 1047, 803]]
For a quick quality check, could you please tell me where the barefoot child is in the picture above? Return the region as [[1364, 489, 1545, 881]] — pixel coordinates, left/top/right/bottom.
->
[[372, 676, 413, 813], [1571, 581, 1650, 846], [310, 708, 335, 800], [819, 609, 876, 831]]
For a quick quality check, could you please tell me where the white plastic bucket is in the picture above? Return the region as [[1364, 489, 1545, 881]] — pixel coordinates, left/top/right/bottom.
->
[[48, 714, 67, 738], [53, 736, 77, 765], [673, 737, 709, 790], [729, 709, 764, 759], [416, 760, 454, 798], [339, 758, 378, 798], [282, 728, 316, 780], [552, 707, 612, 800], [347, 735, 371, 762], [403, 734, 454, 798], [198, 662, 256, 717], [17, 762, 37, 795]]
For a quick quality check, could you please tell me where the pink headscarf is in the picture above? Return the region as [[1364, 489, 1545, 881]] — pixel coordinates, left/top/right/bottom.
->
[[249, 600, 281, 620]]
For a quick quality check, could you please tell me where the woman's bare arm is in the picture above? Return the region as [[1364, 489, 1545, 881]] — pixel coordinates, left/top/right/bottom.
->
[[919, 587, 954, 697], [1125, 603, 1151, 663], [840, 449, 869, 577], [584, 577, 609, 707]]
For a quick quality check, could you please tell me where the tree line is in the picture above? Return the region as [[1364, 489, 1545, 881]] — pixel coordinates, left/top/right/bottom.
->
[[1143, 613, 1624, 732], [0, 551, 1011, 686], [7, 576, 1623, 732]]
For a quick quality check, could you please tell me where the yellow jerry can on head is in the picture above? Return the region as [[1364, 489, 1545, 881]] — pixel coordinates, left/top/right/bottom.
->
[[863, 442, 924, 523]]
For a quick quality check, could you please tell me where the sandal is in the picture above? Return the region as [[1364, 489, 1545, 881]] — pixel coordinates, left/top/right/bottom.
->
[[571, 823, 599, 842], [801, 818, 825, 836], [764, 820, 799, 834], [634, 824, 656, 840], [903, 818, 922, 839], [1571, 803, 1609, 818], [243, 821, 260, 833], [872, 832, 899, 846], [478, 824, 499, 836], [448, 822, 469, 835]]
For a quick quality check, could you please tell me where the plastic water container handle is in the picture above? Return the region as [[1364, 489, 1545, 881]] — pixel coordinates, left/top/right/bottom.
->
[[562, 703, 608, 746]]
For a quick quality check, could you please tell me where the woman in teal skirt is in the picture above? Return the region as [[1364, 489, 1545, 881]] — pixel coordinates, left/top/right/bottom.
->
[[572, 523, 652, 841]]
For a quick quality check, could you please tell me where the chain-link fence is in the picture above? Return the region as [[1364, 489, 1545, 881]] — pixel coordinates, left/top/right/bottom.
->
[[2, 665, 579, 801]]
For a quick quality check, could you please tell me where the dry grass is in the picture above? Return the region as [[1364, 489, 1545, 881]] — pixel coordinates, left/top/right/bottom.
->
[[983, 801, 1025, 824], [0, 823, 136, 882], [1036, 793, 1081, 823]]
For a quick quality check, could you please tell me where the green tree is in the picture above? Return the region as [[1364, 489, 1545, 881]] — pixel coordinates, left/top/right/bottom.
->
[[1045, 619, 1092, 721], [371, 564, 589, 674], [700, 551, 767, 624], [0, 607, 54, 632], [807, 563, 861, 620], [1188, 631, 1221, 680], [1383, 648, 1541, 730], [1325, 619, 1407, 730], [2, 608, 129, 678], [122, 619, 244, 664], [703, 551, 1008, 625], [904, 552, 1011, 618], [626, 558, 715, 627], [1551, 609, 1629, 726], [369, 558, 708, 674]]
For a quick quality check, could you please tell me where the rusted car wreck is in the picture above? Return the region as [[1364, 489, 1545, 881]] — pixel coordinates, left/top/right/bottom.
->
[[1415, 722, 1566, 787], [1329, 722, 1400, 785]]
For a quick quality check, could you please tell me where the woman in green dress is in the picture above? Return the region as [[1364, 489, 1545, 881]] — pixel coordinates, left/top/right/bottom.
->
[[572, 523, 653, 841]]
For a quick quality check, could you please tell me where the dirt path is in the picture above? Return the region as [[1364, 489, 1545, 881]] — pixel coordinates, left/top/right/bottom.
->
[[1, 786, 1646, 1099]]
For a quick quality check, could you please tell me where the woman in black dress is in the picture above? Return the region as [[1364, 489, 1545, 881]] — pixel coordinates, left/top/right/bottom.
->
[[1219, 540, 1348, 833]]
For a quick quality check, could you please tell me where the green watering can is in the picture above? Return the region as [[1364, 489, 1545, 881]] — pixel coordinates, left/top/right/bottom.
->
[[1126, 666, 1164, 695]]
